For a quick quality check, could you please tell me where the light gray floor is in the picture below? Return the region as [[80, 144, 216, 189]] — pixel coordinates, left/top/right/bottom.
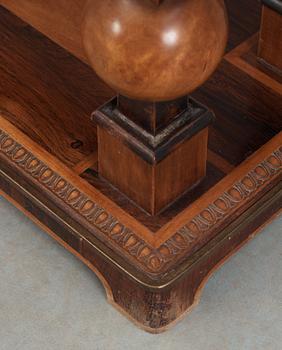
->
[[0, 196, 281, 350]]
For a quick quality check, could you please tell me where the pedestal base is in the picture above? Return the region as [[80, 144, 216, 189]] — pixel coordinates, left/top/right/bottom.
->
[[0, 7, 281, 333], [94, 97, 213, 215]]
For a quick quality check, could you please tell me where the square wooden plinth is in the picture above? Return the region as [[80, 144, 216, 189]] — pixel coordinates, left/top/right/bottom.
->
[[0, 7, 281, 333]]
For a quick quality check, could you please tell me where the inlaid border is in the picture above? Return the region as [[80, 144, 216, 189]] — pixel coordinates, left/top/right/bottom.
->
[[1, 118, 281, 275]]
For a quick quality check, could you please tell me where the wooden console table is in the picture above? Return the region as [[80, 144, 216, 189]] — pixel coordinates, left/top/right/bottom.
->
[[0, 0, 281, 333]]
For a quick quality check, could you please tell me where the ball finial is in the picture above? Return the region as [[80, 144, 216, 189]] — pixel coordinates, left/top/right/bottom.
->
[[82, 0, 228, 101]]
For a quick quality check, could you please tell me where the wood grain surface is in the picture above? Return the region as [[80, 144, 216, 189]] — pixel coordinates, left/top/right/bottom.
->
[[258, 5, 282, 71], [0, 0, 261, 61], [0, 1, 281, 333]]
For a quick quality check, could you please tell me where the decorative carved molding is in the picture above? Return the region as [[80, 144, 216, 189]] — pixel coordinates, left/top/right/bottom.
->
[[162, 150, 282, 264], [0, 128, 281, 276]]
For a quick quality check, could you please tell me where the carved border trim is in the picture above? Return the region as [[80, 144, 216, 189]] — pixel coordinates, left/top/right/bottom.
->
[[0, 129, 281, 275]]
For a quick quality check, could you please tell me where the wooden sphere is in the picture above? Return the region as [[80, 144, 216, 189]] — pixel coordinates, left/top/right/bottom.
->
[[82, 0, 228, 102]]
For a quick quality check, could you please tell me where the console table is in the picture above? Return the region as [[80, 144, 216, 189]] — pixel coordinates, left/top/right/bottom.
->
[[0, 0, 281, 333]]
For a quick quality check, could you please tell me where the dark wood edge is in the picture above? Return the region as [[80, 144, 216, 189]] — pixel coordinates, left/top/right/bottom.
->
[[2, 171, 280, 333], [94, 97, 214, 164], [262, 0, 282, 15], [1, 163, 281, 289], [225, 34, 282, 95]]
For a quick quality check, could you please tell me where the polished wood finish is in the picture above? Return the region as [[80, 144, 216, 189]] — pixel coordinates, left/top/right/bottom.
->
[[1, 183, 281, 333], [97, 124, 208, 215], [1, 115, 281, 332], [258, 4, 282, 72], [0, 0, 262, 61], [0, 0, 87, 61], [0, 3, 281, 333], [0, 7, 110, 168], [226, 34, 282, 96], [83, 0, 227, 211], [223, 35, 282, 131], [94, 96, 213, 214], [82, 0, 228, 101], [118, 95, 188, 134]]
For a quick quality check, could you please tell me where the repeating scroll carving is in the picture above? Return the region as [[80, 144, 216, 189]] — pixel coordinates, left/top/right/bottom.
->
[[161, 150, 282, 267], [0, 129, 281, 276]]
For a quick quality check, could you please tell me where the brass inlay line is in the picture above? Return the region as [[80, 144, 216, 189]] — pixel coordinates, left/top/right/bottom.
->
[[0, 169, 153, 287], [1, 168, 281, 289], [1, 112, 281, 276]]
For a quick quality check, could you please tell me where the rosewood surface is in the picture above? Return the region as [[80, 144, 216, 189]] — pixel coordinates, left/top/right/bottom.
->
[[0, 0, 262, 60], [95, 96, 213, 214], [258, 4, 282, 72], [0, 2, 281, 333]]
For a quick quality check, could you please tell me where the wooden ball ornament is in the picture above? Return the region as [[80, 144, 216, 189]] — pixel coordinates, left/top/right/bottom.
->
[[82, 0, 228, 102]]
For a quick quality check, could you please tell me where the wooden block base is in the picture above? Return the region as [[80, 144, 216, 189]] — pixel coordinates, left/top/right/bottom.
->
[[95, 97, 213, 215], [0, 6, 281, 333]]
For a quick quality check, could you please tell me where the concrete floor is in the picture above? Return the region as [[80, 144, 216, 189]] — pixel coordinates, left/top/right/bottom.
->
[[0, 196, 281, 350]]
